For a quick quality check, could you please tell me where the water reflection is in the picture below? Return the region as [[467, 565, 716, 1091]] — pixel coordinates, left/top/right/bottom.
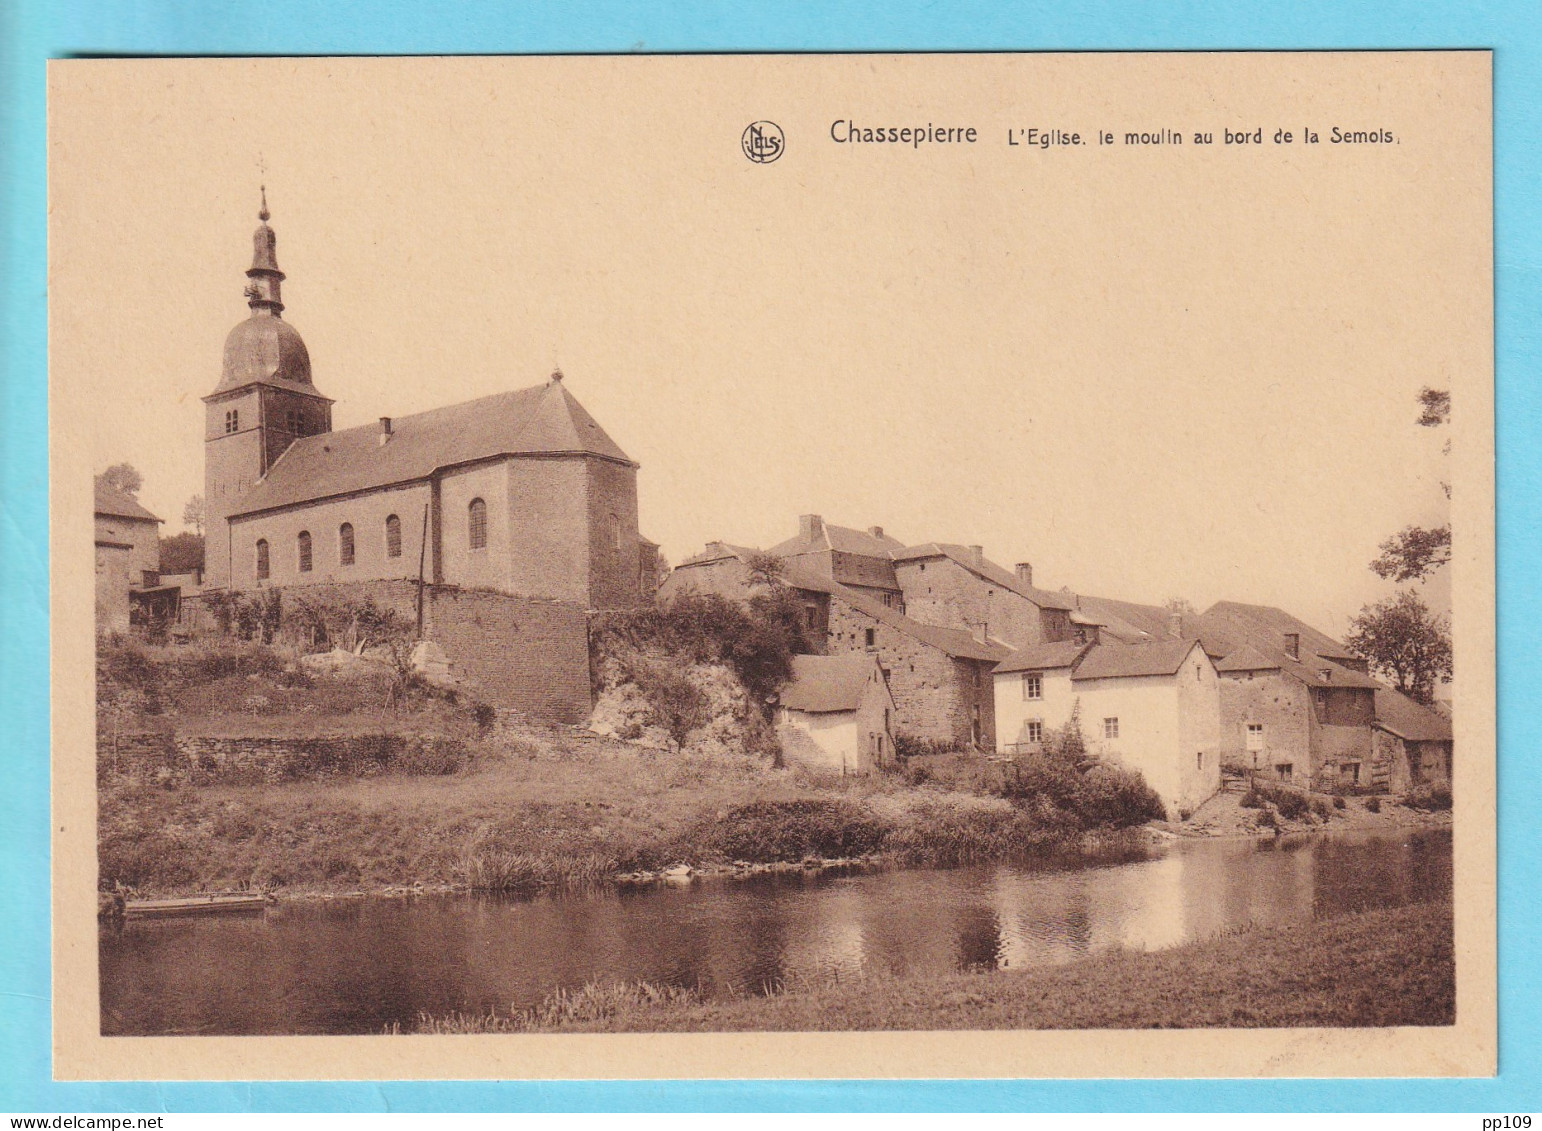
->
[[100, 827, 1451, 1035]]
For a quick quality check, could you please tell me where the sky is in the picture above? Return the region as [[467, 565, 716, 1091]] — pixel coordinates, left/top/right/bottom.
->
[[51, 54, 1482, 638]]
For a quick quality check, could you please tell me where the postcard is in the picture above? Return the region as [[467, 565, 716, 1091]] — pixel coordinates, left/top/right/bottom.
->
[[48, 51, 1494, 1079]]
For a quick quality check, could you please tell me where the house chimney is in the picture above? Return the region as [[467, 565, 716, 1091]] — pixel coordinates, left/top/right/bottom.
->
[[868, 525, 884, 540], [799, 514, 824, 542], [1015, 561, 1034, 587], [969, 544, 984, 569], [1168, 612, 1183, 639], [378, 417, 392, 446], [1284, 632, 1300, 661]]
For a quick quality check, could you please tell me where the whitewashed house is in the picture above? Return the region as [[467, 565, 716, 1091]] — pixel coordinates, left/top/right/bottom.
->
[[994, 638, 1222, 815], [776, 654, 898, 775]]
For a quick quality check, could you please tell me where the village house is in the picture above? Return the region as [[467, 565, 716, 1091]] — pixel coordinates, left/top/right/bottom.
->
[[889, 543, 1078, 649], [775, 653, 898, 774], [193, 194, 655, 721], [1194, 601, 1448, 791], [993, 638, 1222, 816], [661, 538, 1007, 750], [94, 482, 179, 634], [766, 515, 907, 609]]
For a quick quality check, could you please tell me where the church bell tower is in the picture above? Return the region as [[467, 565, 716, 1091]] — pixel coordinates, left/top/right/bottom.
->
[[202, 190, 334, 589]]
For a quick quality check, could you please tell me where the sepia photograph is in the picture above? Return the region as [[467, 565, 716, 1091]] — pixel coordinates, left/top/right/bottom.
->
[[47, 51, 1495, 1079]]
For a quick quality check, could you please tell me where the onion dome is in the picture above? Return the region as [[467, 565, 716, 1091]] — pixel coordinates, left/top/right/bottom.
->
[[212, 188, 314, 393]]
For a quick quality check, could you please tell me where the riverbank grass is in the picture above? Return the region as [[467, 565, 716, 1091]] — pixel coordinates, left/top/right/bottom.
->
[[410, 899, 1453, 1033]]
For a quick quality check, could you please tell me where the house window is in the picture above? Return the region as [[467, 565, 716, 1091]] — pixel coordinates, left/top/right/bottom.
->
[[1315, 689, 1328, 709], [385, 514, 402, 558], [297, 530, 312, 573], [285, 409, 300, 433], [1103, 717, 1120, 739], [339, 522, 355, 566], [1246, 723, 1264, 751], [1343, 762, 1362, 784], [864, 628, 876, 649], [1275, 762, 1293, 781], [255, 539, 269, 580], [1026, 719, 1043, 744], [1196, 751, 1204, 770], [468, 497, 487, 550], [1022, 673, 1043, 701], [224, 409, 239, 434]]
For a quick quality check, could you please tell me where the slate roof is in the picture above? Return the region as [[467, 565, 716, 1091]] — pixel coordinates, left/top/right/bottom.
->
[[1071, 639, 1206, 681], [768, 522, 905, 559], [893, 543, 1076, 611], [783, 559, 1010, 663], [993, 640, 1092, 675], [1214, 644, 1282, 673], [94, 482, 162, 523], [1373, 688, 1454, 742], [676, 541, 760, 568], [1194, 601, 1381, 690], [780, 654, 883, 713], [1069, 594, 1175, 643], [230, 379, 633, 517]]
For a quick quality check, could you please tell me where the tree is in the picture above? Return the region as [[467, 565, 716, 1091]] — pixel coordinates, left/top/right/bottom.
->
[[633, 659, 710, 753], [96, 463, 143, 496], [742, 550, 787, 589], [1370, 525, 1451, 583], [159, 531, 205, 573], [1344, 590, 1452, 705], [182, 494, 206, 536], [1366, 386, 1451, 582], [1163, 597, 1198, 617]]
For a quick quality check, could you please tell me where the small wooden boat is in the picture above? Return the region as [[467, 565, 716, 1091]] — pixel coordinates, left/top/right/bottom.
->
[[124, 892, 270, 919]]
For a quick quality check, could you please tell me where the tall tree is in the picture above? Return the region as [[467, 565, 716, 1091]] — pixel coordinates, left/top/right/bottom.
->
[[1344, 590, 1452, 705], [1370, 386, 1451, 583], [96, 463, 143, 496], [182, 494, 206, 536]]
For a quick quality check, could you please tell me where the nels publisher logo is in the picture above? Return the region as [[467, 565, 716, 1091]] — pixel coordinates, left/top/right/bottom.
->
[[741, 121, 785, 164]]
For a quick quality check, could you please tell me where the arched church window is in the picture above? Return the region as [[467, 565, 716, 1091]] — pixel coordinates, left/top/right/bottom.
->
[[385, 514, 402, 558], [339, 523, 355, 566], [255, 539, 269, 580], [468, 498, 488, 550], [224, 409, 239, 434], [609, 513, 622, 554], [297, 530, 313, 573]]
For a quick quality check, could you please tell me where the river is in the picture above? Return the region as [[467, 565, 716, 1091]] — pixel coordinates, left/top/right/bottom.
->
[[99, 826, 1451, 1035]]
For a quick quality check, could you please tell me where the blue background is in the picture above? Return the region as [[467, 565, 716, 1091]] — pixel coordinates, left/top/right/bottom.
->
[[3, 0, 1538, 1113]]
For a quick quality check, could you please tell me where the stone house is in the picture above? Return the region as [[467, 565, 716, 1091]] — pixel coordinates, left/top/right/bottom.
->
[[661, 540, 1007, 750], [1195, 602, 1383, 790], [992, 638, 1222, 816], [1372, 687, 1453, 791], [94, 482, 178, 634], [776, 653, 898, 774], [890, 543, 1077, 648], [766, 514, 907, 609]]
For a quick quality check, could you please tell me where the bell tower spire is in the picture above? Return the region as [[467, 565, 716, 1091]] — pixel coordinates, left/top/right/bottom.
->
[[243, 186, 286, 315]]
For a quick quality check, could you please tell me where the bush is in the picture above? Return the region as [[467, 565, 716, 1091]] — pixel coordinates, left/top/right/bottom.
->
[[592, 592, 797, 714], [1333, 796, 1347, 810], [1241, 780, 1311, 820], [1002, 749, 1164, 829], [704, 800, 887, 863], [1402, 783, 1452, 811], [1311, 798, 1332, 820], [631, 659, 711, 753], [1365, 795, 1382, 813]]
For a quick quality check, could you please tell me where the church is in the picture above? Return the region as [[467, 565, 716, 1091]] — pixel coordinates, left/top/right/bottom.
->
[[198, 195, 655, 719], [203, 194, 656, 610]]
